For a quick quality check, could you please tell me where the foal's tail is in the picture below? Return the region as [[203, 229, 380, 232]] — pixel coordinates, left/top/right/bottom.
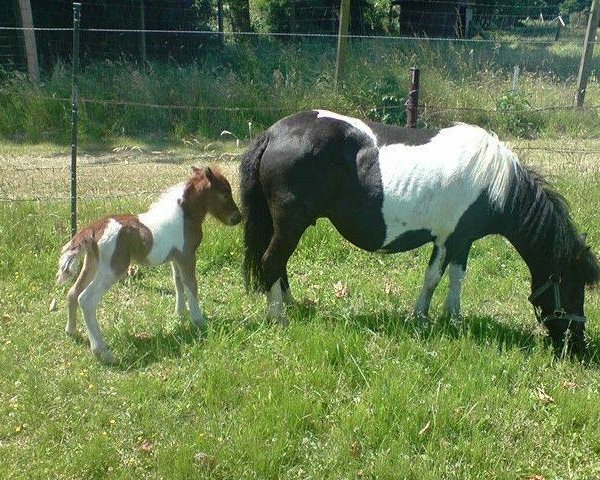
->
[[240, 132, 271, 292], [56, 229, 93, 284]]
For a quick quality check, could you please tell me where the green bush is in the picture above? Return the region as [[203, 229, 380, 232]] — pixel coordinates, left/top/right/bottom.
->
[[495, 90, 545, 138]]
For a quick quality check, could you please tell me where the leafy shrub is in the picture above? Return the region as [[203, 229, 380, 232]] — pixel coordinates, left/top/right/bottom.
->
[[495, 90, 544, 138]]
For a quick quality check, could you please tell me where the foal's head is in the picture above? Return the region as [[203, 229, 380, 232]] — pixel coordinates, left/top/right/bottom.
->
[[184, 166, 242, 225]]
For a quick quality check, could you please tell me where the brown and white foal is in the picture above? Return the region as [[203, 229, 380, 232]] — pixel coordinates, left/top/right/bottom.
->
[[57, 166, 242, 364]]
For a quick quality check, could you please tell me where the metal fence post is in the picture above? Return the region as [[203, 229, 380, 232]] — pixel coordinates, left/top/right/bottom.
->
[[70, 3, 81, 237], [406, 67, 420, 128]]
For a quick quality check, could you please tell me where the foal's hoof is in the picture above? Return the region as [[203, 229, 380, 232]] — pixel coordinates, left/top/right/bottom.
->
[[93, 348, 118, 365], [65, 326, 79, 338]]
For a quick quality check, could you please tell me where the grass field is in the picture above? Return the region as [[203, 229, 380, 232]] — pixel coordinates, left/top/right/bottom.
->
[[1, 137, 599, 479]]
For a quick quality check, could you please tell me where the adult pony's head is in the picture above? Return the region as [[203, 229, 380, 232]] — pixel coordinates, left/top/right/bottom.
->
[[517, 172, 600, 355], [184, 166, 242, 226], [529, 236, 599, 356]]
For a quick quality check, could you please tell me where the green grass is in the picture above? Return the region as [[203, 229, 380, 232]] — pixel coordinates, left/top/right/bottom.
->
[[1, 144, 600, 478]]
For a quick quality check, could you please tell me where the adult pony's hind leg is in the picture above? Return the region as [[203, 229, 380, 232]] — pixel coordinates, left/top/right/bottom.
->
[[281, 272, 295, 305], [66, 252, 97, 337], [262, 215, 309, 325], [414, 244, 447, 317]]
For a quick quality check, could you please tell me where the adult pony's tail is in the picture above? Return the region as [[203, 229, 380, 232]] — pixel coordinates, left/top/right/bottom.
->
[[240, 132, 271, 292]]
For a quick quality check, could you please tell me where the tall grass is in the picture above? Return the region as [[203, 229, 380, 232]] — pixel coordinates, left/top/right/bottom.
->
[[1, 31, 599, 144]]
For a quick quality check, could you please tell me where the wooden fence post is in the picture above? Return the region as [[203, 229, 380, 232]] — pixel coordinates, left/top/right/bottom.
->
[[575, 0, 600, 107], [139, 0, 147, 64], [17, 0, 39, 83], [406, 67, 420, 128], [335, 0, 350, 89], [217, 0, 224, 44]]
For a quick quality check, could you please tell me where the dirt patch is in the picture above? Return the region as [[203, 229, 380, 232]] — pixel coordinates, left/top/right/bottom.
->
[[1, 138, 598, 203]]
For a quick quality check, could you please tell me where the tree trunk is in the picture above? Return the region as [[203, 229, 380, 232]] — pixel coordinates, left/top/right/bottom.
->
[[229, 0, 251, 32]]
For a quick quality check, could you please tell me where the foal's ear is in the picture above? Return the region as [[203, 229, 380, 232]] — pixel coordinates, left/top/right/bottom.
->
[[191, 166, 201, 174], [204, 166, 215, 181]]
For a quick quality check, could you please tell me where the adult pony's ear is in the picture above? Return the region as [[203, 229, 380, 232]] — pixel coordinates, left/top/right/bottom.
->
[[579, 247, 600, 287]]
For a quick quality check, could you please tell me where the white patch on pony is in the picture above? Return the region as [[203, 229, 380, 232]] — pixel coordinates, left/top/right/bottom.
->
[[138, 183, 186, 265], [444, 263, 466, 316], [266, 278, 287, 325], [378, 123, 518, 248], [97, 218, 122, 265], [316, 110, 378, 146]]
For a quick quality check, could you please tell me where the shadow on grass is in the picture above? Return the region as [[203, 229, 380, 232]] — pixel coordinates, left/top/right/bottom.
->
[[107, 299, 600, 370], [290, 302, 600, 366], [117, 322, 205, 370]]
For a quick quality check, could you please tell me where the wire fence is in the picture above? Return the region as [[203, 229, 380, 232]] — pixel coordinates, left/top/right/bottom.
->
[[2, 4, 600, 209]]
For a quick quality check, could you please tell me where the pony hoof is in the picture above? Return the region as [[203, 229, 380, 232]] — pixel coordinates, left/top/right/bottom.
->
[[65, 327, 78, 338], [93, 348, 118, 365], [277, 314, 290, 327], [410, 311, 430, 329], [267, 310, 289, 327]]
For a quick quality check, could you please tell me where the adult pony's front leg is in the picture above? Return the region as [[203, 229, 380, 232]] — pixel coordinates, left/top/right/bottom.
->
[[414, 244, 447, 317], [442, 243, 471, 318]]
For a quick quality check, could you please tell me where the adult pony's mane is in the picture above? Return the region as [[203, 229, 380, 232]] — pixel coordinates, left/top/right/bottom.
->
[[512, 165, 600, 285]]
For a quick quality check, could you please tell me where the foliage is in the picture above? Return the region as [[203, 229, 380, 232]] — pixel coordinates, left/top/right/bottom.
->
[[560, 0, 592, 15], [362, 74, 406, 125], [495, 90, 544, 138], [1, 30, 600, 143], [250, 0, 395, 35]]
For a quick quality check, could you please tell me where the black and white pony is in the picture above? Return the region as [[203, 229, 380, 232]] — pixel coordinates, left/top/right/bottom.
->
[[240, 110, 599, 355]]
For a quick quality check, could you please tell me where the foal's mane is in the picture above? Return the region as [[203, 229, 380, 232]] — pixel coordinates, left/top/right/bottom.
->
[[146, 182, 186, 214], [516, 166, 600, 285]]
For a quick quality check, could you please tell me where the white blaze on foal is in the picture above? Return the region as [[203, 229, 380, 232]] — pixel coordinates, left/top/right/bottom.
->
[[56, 166, 242, 364]]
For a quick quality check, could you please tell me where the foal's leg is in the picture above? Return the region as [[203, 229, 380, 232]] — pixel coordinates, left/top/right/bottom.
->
[[173, 256, 206, 330], [171, 262, 187, 316], [66, 252, 97, 337], [78, 265, 121, 364], [414, 243, 447, 317]]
